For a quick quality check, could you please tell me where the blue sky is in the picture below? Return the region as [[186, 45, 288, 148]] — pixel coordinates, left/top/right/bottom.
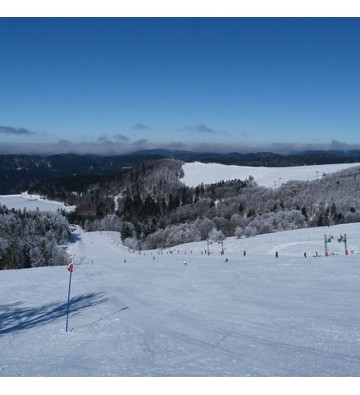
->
[[1, 17, 360, 155]]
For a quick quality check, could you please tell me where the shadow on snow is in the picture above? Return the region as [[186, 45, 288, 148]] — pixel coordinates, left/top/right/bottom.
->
[[0, 292, 109, 335], [69, 232, 82, 244]]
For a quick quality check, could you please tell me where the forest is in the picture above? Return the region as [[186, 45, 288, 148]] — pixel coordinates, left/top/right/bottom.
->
[[2, 157, 360, 269], [0, 206, 70, 270], [60, 159, 360, 251]]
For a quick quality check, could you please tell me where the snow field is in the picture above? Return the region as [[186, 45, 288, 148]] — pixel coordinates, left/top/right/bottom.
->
[[2, 161, 360, 379], [181, 162, 360, 188], [1, 224, 360, 377], [0, 192, 76, 212]]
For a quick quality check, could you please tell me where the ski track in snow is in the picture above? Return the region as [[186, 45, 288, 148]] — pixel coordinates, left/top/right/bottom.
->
[[2, 224, 360, 376], [2, 163, 360, 377]]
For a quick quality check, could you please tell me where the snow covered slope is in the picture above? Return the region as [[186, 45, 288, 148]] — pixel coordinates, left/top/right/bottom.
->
[[2, 163, 360, 378], [2, 162, 359, 212], [181, 162, 360, 188], [1, 223, 360, 377], [0, 192, 75, 212]]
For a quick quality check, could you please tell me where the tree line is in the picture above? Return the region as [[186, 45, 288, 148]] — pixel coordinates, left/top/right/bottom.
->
[[63, 159, 360, 250], [3, 159, 359, 269], [0, 205, 71, 270]]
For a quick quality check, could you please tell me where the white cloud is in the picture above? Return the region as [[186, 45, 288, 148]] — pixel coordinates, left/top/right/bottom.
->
[[1, 139, 360, 156]]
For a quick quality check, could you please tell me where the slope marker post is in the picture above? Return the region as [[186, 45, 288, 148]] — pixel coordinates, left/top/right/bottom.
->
[[65, 259, 74, 332]]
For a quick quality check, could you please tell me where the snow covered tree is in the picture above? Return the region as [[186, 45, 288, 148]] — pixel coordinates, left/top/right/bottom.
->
[[244, 225, 256, 238], [208, 228, 225, 243], [0, 209, 71, 270], [234, 226, 243, 239], [194, 218, 216, 240]]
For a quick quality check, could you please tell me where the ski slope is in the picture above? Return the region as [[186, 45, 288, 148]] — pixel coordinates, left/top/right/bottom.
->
[[1, 163, 360, 380], [1, 223, 360, 377], [181, 162, 360, 188]]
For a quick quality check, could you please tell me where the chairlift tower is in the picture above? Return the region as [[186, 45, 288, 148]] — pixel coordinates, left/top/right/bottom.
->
[[338, 234, 349, 255], [344, 234, 348, 255], [324, 234, 329, 257], [325, 234, 335, 256]]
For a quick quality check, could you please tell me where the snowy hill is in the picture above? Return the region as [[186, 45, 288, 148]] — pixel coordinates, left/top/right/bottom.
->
[[2, 164, 360, 378], [182, 162, 360, 188], [1, 222, 360, 377], [0, 192, 75, 212], [2, 162, 359, 213]]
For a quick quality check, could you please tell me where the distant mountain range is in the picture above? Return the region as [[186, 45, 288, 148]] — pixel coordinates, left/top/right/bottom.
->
[[129, 148, 360, 165], [1, 149, 360, 194]]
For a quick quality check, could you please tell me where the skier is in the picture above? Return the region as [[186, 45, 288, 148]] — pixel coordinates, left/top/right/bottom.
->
[[183, 259, 187, 266], [275, 251, 278, 258]]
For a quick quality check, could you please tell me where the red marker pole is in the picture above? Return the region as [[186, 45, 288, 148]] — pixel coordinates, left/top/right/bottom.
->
[[65, 260, 74, 332]]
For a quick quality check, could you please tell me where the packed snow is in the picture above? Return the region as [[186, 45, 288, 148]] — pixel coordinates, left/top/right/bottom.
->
[[1, 222, 360, 377], [181, 162, 360, 188], [1, 163, 360, 380]]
